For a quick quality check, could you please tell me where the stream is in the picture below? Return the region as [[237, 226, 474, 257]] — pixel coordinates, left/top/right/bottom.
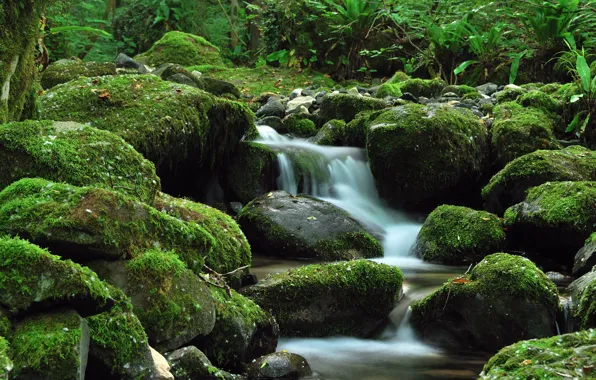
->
[[252, 126, 491, 379]]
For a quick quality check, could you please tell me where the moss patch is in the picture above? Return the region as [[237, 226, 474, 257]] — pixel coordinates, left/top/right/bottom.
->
[[0, 120, 160, 204], [518, 90, 563, 114], [397, 78, 446, 98], [319, 94, 386, 123], [343, 109, 385, 148], [41, 60, 116, 89], [226, 142, 277, 204], [283, 114, 318, 137], [375, 83, 402, 98], [135, 31, 223, 67], [312, 119, 346, 146], [575, 275, 596, 329], [0, 336, 11, 379]]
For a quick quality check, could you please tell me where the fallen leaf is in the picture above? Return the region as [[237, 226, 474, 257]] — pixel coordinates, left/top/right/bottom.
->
[[452, 278, 472, 284], [98, 90, 110, 100], [482, 217, 490, 221], [520, 359, 532, 366]]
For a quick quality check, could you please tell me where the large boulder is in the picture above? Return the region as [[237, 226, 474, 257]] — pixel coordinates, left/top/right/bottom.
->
[[196, 287, 278, 372], [41, 60, 117, 89], [482, 146, 596, 215], [504, 181, 596, 267], [312, 119, 346, 146], [366, 104, 488, 209], [238, 191, 382, 261], [135, 31, 224, 67], [490, 102, 561, 169], [0, 120, 160, 203], [574, 233, 596, 276], [319, 94, 386, 123], [480, 330, 596, 379], [411, 253, 559, 351], [39, 74, 256, 188], [245, 352, 312, 380], [242, 260, 404, 337], [10, 309, 90, 380], [88, 250, 216, 352], [411, 205, 506, 265], [153, 192, 251, 273], [0, 178, 214, 274]]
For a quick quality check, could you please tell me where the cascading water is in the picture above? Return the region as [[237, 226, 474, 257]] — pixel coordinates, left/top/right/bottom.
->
[[254, 126, 482, 379]]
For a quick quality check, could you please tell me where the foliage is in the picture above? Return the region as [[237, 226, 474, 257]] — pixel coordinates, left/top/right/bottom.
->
[[564, 47, 596, 143]]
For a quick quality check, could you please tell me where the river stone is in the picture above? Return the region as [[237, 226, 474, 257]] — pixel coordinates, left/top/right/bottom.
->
[[411, 253, 559, 352], [10, 309, 89, 380], [87, 251, 216, 352], [504, 181, 596, 269], [257, 97, 286, 119], [480, 330, 596, 379], [166, 346, 244, 380], [245, 352, 312, 379], [567, 268, 596, 331], [319, 94, 386, 123], [242, 260, 404, 337], [149, 347, 174, 380], [573, 233, 596, 276], [286, 96, 315, 114], [115, 53, 147, 73], [237, 191, 382, 260]]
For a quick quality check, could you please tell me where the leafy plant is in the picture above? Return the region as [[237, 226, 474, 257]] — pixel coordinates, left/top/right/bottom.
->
[[565, 48, 596, 140]]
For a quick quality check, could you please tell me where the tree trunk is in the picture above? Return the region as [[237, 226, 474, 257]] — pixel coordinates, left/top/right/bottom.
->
[[230, 0, 239, 49]]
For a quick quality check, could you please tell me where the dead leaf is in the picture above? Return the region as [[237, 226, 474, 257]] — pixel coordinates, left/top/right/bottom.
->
[[98, 90, 110, 100], [482, 217, 490, 221], [452, 278, 472, 285], [520, 359, 532, 366]]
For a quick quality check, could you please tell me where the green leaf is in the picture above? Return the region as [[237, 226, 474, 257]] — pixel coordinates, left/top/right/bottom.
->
[[453, 60, 478, 76], [50, 26, 111, 37], [576, 55, 591, 92], [566, 113, 580, 133], [509, 51, 527, 85], [570, 94, 584, 103], [260, 360, 268, 368]]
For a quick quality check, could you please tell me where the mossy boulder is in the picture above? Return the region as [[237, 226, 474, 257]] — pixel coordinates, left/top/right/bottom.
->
[[490, 102, 561, 169], [411, 253, 559, 351], [480, 330, 596, 379], [197, 287, 278, 372], [0, 120, 160, 204], [375, 83, 403, 99], [245, 352, 312, 379], [504, 181, 596, 267], [10, 309, 89, 380], [482, 146, 596, 215], [0, 179, 214, 274], [0, 336, 10, 379], [412, 205, 506, 265], [343, 109, 385, 148], [574, 233, 596, 276], [312, 119, 346, 146], [575, 272, 596, 329], [319, 94, 386, 124], [366, 104, 488, 209], [165, 346, 222, 379], [517, 89, 563, 115], [39, 74, 256, 182], [41, 60, 117, 89], [242, 260, 403, 337], [442, 84, 480, 98], [238, 191, 382, 261], [0, 1, 47, 123], [225, 142, 278, 204], [153, 192, 251, 273], [495, 86, 527, 103], [0, 236, 116, 314], [397, 78, 446, 98], [88, 250, 216, 352], [283, 114, 318, 138], [135, 31, 224, 67]]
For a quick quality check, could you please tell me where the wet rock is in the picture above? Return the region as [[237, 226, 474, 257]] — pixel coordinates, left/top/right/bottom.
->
[[573, 233, 596, 276], [238, 191, 382, 261], [312, 119, 346, 146], [257, 116, 285, 132], [572, 270, 596, 329], [242, 260, 403, 337], [257, 97, 286, 119], [245, 352, 312, 379], [149, 347, 174, 380], [166, 346, 213, 379], [476, 83, 498, 96], [411, 253, 559, 352]]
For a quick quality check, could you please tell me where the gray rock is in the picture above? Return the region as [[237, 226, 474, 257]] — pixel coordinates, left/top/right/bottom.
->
[[289, 88, 303, 99], [347, 87, 360, 96], [257, 98, 286, 118], [115, 53, 148, 73], [257, 116, 285, 132], [286, 96, 315, 114], [168, 73, 199, 88], [401, 92, 418, 102], [476, 83, 498, 96], [245, 352, 312, 379], [574, 238, 596, 276], [302, 89, 314, 97]]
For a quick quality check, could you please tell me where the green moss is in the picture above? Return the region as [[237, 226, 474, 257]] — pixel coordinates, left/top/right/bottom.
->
[[366, 104, 488, 207], [0, 178, 215, 274], [455, 85, 479, 96], [344, 109, 385, 148], [312, 119, 346, 145], [10, 309, 85, 379], [495, 86, 527, 103], [413, 205, 506, 265], [518, 90, 563, 114], [225, 142, 277, 204], [283, 114, 317, 137], [461, 92, 483, 101], [41, 61, 117, 89], [539, 83, 563, 95], [0, 311, 8, 337], [0, 236, 115, 314], [480, 102, 494, 115], [243, 260, 404, 337], [482, 146, 596, 213], [154, 192, 251, 273], [552, 82, 581, 103], [491, 102, 561, 168], [481, 330, 596, 379], [0, 120, 160, 203], [575, 275, 596, 329], [397, 78, 446, 98], [375, 83, 402, 98], [386, 71, 410, 84], [39, 74, 256, 171], [319, 94, 386, 123], [135, 31, 223, 67], [0, 336, 11, 379]]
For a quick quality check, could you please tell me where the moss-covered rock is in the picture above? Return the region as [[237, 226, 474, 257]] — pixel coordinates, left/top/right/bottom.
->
[[166, 346, 218, 379], [397, 78, 446, 98], [518, 89, 563, 114], [245, 352, 312, 379], [0, 336, 11, 379], [411, 253, 559, 351], [312, 119, 346, 146], [386, 71, 410, 84], [573, 233, 596, 276], [412, 205, 506, 265], [482, 146, 596, 214], [0, 236, 117, 314], [0, 0, 48, 123], [10, 309, 89, 380], [443, 84, 480, 98], [366, 104, 488, 209], [480, 330, 596, 379], [242, 260, 403, 337], [39, 74, 256, 180], [343, 109, 385, 148], [282, 114, 318, 137], [495, 86, 526, 103], [135, 31, 224, 67], [319, 94, 386, 124], [225, 142, 278, 204], [197, 287, 278, 372], [504, 181, 596, 266], [41, 60, 117, 89], [88, 250, 216, 352], [0, 120, 160, 204], [575, 272, 596, 329], [490, 102, 561, 169], [238, 191, 382, 261], [0, 179, 214, 274], [374, 83, 402, 99]]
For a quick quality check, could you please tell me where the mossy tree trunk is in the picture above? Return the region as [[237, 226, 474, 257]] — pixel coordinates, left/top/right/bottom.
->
[[0, 0, 51, 123]]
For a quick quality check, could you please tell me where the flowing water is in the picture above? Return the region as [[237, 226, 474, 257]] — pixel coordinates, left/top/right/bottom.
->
[[253, 126, 490, 379]]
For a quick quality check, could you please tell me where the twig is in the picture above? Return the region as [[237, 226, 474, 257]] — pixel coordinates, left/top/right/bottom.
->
[[216, 0, 247, 47]]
